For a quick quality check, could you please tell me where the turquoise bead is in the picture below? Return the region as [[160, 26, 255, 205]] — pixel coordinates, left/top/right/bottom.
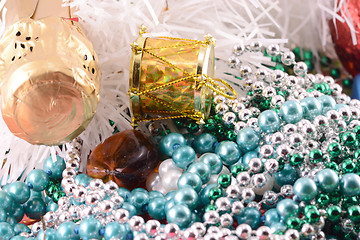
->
[[148, 197, 166, 220], [46, 201, 58, 212], [173, 188, 199, 210], [264, 208, 280, 226], [0, 222, 14, 240], [340, 173, 360, 197], [43, 155, 66, 179], [241, 150, 260, 167], [117, 188, 130, 201], [315, 168, 339, 193], [274, 164, 298, 186], [165, 191, 177, 201], [200, 153, 223, 174], [164, 199, 176, 213], [186, 162, 211, 184], [9, 202, 24, 222], [317, 95, 336, 114], [237, 127, 260, 152], [0, 191, 13, 211], [24, 197, 46, 220], [129, 191, 149, 213], [56, 222, 79, 240], [199, 184, 216, 206], [5, 182, 30, 204], [177, 172, 202, 193], [36, 229, 56, 240], [121, 203, 137, 217], [10, 236, 26, 240], [6, 216, 17, 226], [26, 169, 49, 192], [0, 208, 6, 222], [159, 133, 186, 156], [79, 217, 102, 240], [14, 223, 30, 235], [235, 207, 261, 229], [279, 100, 303, 124], [293, 177, 318, 202], [104, 221, 127, 240], [215, 141, 242, 165], [190, 212, 202, 226], [30, 190, 42, 198], [335, 104, 348, 111], [75, 174, 93, 187], [193, 133, 218, 154], [276, 199, 299, 219], [148, 191, 164, 199], [166, 204, 192, 229], [172, 146, 196, 169], [258, 110, 281, 133], [270, 222, 287, 234], [300, 97, 322, 120]]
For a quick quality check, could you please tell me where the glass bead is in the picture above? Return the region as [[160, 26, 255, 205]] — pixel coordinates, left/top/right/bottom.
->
[[305, 209, 320, 224], [264, 208, 280, 226], [78, 217, 102, 239], [193, 133, 218, 155], [148, 197, 166, 220], [236, 127, 260, 152], [317, 95, 336, 114], [200, 153, 223, 175], [326, 205, 341, 222], [286, 217, 302, 230], [209, 187, 222, 201], [293, 177, 318, 202], [276, 199, 299, 220], [300, 97, 321, 120], [5, 182, 30, 204], [315, 169, 339, 193], [215, 141, 242, 166], [187, 162, 211, 184], [177, 173, 202, 193], [340, 173, 360, 197], [43, 155, 66, 179], [258, 110, 280, 133], [309, 149, 323, 164], [235, 207, 261, 230], [159, 132, 186, 156], [55, 222, 79, 240], [218, 174, 231, 188], [173, 188, 199, 210], [274, 164, 298, 186], [14, 223, 30, 235], [26, 169, 49, 192], [348, 205, 360, 223], [129, 191, 149, 213], [327, 142, 342, 157], [104, 221, 127, 240], [24, 197, 46, 220], [166, 204, 192, 229], [0, 191, 13, 211], [87, 130, 160, 190], [279, 100, 303, 124], [0, 222, 14, 240], [172, 145, 196, 169], [293, 62, 308, 76]]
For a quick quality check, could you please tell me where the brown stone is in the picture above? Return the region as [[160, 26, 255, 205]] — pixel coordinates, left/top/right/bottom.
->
[[87, 130, 160, 190]]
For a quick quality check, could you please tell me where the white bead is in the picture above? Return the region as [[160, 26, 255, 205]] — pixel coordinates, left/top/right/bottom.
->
[[158, 159, 182, 177], [161, 169, 182, 192]]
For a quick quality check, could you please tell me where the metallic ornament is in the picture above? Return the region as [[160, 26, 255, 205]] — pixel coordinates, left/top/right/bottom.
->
[[128, 29, 236, 126], [0, 17, 101, 145], [329, 0, 360, 77]]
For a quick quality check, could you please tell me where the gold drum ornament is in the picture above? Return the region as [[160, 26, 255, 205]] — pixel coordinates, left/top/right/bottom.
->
[[0, 17, 101, 145], [129, 33, 236, 126]]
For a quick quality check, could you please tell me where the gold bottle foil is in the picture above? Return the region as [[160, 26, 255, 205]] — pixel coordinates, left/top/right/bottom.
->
[[129, 35, 215, 125], [0, 17, 101, 145]]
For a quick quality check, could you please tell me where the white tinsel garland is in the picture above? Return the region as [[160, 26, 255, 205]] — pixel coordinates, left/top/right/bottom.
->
[[0, 0, 356, 183]]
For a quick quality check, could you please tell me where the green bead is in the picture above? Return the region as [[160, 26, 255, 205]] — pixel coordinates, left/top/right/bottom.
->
[[316, 194, 330, 208], [292, 47, 301, 60], [209, 187, 222, 201], [341, 132, 357, 147], [308, 149, 323, 163], [305, 209, 320, 223], [275, 64, 285, 71], [286, 217, 302, 230], [289, 154, 304, 166], [205, 204, 217, 212], [348, 205, 360, 222], [330, 68, 341, 79], [320, 56, 331, 67], [329, 190, 342, 204], [53, 191, 65, 203], [304, 205, 317, 214], [354, 149, 360, 159], [218, 174, 231, 188], [231, 164, 247, 177], [314, 83, 326, 93], [342, 197, 358, 209], [341, 159, 356, 173], [303, 50, 313, 60], [343, 78, 352, 88], [326, 162, 339, 172], [186, 122, 199, 133], [328, 142, 342, 157], [226, 130, 237, 141], [327, 205, 342, 222]]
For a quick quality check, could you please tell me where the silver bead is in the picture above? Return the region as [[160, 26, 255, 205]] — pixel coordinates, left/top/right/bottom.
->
[[248, 158, 262, 173], [207, 226, 221, 235], [241, 188, 255, 203], [80, 205, 94, 218], [280, 185, 294, 197], [286, 76, 298, 89], [283, 124, 297, 134], [255, 68, 269, 80], [264, 159, 279, 173], [281, 51, 295, 65], [236, 172, 251, 186], [276, 144, 291, 157], [310, 90, 322, 98], [271, 69, 285, 83], [31, 222, 43, 235], [293, 62, 308, 76], [339, 107, 352, 121], [262, 190, 278, 205], [64, 151, 80, 162], [231, 201, 244, 215], [191, 222, 206, 236], [86, 193, 101, 205], [61, 176, 75, 189], [165, 223, 180, 238], [247, 118, 259, 129], [203, 210, 219, 224], [228, 56, 240, 68], [215, 197, 231, 211], [145, 219, 161, 236], [220, 213, 233, 228], [183, 228, 198, 240], [221, 228, 232, 238], [271, 95, 285, 108], [114, 209, 129, 224], [73, 185, 86, 202], [350, 99, 360, 108], [250, 41, 262, 52], [154, 234, 167, 240], [66, 159, 79, 171], [99, 200, 114, 213], [266, 44, 280, 57], [110, 194, 124, 207], [232, 102, 245, 112], [223, 112, 237, 125], [271, 132, 284, 145], [134, 233, 149, 240], [314, 115, 328, 127], [252, 173, 266, 188], [215, 103, 229, 115], [64, 183, 77, 195], [284, 229, 300, 240], [204, 233, 219, 240], [214, 95, 227, 104], [323, 76, 335, 84], [104, 180, 119, 193], [239, 65, 252, 78], [301, 223, 315, 237], [306, 74, 316, 84], [89, 179, 104, 189], [62, 167, 77, 178], [247, 201, 260, 210], [236, 224, 252, 239], [252, 81, 264, 94], [68, 205, 81, 219], [256, 226, 271, 240], [337, 94, 351, 104], [326, 110, 340, 121], [58, 211, 71, 223], [260, 145, 274, 158], [226, 185, 240, 199], [302, 123, 316, 136], [129, 216, 145, 232], [238, 109, 252, 121], [58, 197, 70, 210], [289, 133, 303, 146], [262, 86, 276, 98], [234, 121, 247, 133], [224, 235, 238, 240], [43, 211, 56, 227], [233, 43, 245, 56]]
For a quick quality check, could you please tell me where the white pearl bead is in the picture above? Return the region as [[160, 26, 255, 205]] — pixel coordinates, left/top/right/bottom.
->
[[159, 159, 182, 177], [161, 169, 182, 192]]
